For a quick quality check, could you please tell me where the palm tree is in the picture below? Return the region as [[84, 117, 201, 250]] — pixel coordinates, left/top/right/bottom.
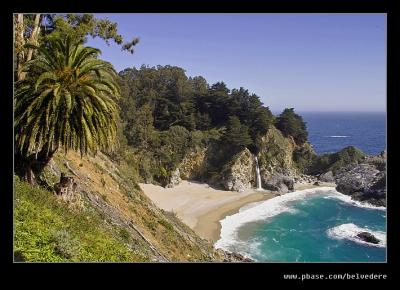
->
[[14, 36, 120, 184]]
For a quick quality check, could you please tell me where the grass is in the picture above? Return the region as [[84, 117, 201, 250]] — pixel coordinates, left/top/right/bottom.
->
[[14, 176, 148, 262]]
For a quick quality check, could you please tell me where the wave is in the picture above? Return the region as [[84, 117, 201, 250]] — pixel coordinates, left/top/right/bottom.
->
[[325, 135, 350, 138], [214, 187, 335, 250], [324, 191, 386, 211], [327, 223, 386, 248]]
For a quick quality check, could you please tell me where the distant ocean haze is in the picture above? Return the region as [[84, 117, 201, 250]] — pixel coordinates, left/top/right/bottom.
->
[[299, 112, 386, 155]]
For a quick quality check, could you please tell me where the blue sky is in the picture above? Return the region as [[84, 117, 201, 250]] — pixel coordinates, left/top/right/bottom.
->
[[87, 13, 386, 113]]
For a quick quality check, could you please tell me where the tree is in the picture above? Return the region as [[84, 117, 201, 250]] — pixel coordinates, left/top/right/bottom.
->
[[14, 14, 42, 81], [275, 108, 308, 145], [14, 13, 139, 81], [223, 116, 252, 149], [207, 82, 232, 126], [15, 36, 120, 184], [124, 103, 155, 149]]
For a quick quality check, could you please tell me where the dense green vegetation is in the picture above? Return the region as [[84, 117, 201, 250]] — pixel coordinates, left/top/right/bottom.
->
[[117, 65, 278, 184], [308, 146, 366, 175], [14, 177, 147, 262], [275, 108, 308, 145]]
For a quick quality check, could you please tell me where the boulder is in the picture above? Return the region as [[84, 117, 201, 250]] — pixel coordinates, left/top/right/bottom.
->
[[319, 171, 335, 183], [262, 172, 294, 193], [167, 168, 182, 188], [356, 232, 380, 245]]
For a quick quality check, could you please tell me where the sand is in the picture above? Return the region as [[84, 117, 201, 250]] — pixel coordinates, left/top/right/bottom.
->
[[140, 180, 336, 243], [140, 181, 275, 242]]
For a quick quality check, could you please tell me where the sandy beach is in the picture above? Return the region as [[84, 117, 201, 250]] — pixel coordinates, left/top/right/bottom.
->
[[140, 181, 278, 242], [140, 180, 336, 243]]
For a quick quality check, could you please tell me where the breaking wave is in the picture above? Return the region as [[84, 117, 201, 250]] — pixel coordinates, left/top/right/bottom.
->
[[327, 223, 386, 248]]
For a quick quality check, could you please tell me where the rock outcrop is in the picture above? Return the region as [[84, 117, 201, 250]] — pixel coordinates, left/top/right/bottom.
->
[[217, 249, 253, 262], [334, 151, 386, 207], [262, 172, 295, 193], [356, 232, 380, 245], [256, 126, 299, 193], [318, 170, 335, 183], [167, 167, 182, 188], [178, 146, 208, 180], [220, 148, 255, 192]]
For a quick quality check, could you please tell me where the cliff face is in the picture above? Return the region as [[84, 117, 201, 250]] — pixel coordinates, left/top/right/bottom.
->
[[26, 150, 247, 262], [257, 126, 313, 193], [334, 151, 386, 207], [170, 126, 316, 194], [219, 148, 255, 192], [178, 146, 208, 180]]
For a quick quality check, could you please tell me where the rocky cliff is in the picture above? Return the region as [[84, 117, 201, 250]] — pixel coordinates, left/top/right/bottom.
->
[[334, 151, 386, 207], [257, 126, 315, 193], [170, 126, 317, 194], [219, 148, 255, 192]]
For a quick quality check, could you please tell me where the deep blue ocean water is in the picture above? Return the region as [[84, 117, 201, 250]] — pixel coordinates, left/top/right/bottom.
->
[[301, 112, 386, 155], [215, 112, 386, 262]]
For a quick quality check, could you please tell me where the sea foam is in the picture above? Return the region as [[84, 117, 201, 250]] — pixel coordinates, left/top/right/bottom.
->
[[215, 186, 386, 252], [325, 135, 350, 138], [214, 187, 336, 250], [327, 223, 386, 248], [324, 191, 386, 211]]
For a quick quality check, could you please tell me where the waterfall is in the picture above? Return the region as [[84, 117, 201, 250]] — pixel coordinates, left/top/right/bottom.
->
[[254, 156, 263, 190]]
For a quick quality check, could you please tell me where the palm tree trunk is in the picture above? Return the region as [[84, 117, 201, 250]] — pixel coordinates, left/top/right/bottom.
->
[[18, 144, 59, 185], [25, 14, 41, 62], [15, 14, 25, 81], [19, 14, 41, 81]]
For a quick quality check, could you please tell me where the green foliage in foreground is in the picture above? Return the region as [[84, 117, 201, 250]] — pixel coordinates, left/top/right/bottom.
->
[[14, 177, 146, 262], [308, 146, 367, 175]]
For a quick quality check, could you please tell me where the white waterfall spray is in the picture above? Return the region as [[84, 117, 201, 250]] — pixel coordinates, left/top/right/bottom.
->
[[254, 156, 263, 190]]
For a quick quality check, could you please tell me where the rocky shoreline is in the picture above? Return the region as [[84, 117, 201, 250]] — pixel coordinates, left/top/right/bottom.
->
[[331, 151, 386, 207]]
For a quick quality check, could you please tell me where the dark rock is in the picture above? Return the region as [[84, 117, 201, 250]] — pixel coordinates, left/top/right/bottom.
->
[[356, 232, 380, 244], [334, 152, 386, 207], [313, 181, 320, 186]]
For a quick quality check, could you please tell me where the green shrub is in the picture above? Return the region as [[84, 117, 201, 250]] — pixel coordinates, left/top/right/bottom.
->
[[119, 228, 131, 242], [14, 178, 146, 262]]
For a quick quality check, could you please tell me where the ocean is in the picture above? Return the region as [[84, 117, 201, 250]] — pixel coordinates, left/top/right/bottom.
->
[[215, 112, 386, 262], [302, 112, 386, 155]]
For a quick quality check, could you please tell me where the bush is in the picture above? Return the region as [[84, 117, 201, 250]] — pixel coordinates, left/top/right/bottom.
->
[[52, 229, 81, 259]]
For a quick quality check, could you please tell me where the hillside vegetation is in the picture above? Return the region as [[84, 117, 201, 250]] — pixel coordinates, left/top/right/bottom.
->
[[15, 150, 236, 262]]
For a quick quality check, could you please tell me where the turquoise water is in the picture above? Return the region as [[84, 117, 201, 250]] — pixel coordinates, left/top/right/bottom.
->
[[215, 113, 386, 262], [215, 189, 386, 262]]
